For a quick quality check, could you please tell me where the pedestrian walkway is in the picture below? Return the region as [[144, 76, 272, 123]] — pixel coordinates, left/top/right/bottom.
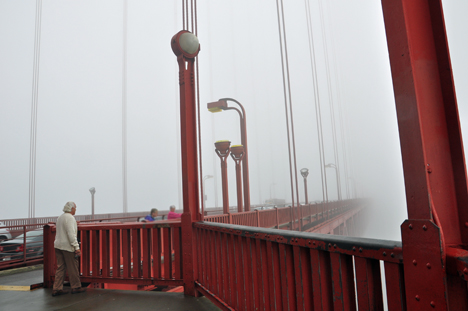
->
[[0, 267, 219, 311]]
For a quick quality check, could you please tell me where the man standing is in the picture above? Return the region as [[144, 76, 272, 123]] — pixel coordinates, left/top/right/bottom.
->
[[52, 201, 87, 296]]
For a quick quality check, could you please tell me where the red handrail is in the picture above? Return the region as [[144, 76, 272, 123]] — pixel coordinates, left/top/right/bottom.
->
[[43, 221, 183, 288], [194, 221, 405, 310]]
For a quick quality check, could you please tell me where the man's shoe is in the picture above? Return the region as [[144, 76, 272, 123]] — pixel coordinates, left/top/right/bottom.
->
[[51, 290, 68, 297], [71, 287, 87, 294]]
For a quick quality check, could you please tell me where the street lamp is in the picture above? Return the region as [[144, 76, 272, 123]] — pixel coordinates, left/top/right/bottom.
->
[[325, 163, 341, 200], [230, 145, 245, 213], [202, 175, 213, 211], [171, 30, 201, 221], [207, 98, 251, 212], [348, 177, 357, 199], [300, 168, 309, 205], [269, 183, 276, 201], [89, 187, 96, 219], [215, 140, 231, 214], [172, 30, 200, 297]]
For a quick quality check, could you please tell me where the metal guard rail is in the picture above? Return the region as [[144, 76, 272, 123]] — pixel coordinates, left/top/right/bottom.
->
[[194, 221, 405, 311], [43, 221, 184, 288], [204, 199, 364, 231]]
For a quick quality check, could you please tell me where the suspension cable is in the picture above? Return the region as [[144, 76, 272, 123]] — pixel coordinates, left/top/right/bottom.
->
[[304, 0, 328, 204], [326, 2, 351, 199], [122, 0, 128, 213], [276, 0, 302, 228], [29, 0, 43, 219], [318, 0, 341, 201]]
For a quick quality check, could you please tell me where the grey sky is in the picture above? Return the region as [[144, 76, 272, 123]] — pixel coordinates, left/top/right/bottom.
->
[[1, 1, 467, 241]]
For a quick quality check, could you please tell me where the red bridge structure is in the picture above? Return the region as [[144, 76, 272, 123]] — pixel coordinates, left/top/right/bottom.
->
[[41, 1, 468, 310]]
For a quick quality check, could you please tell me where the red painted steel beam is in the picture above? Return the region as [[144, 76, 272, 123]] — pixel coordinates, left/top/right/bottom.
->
[[381, 0, 468, 309], [382, 0, 468, 244]]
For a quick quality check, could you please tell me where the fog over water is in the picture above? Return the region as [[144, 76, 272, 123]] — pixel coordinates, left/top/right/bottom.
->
[[1, 1, 467, 242]]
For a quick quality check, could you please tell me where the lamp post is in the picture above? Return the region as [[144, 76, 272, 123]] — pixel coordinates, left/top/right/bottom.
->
[[89, 187, 96, 219], [215, 140, 231, 214], [171, 30, 200, 296], [230, 145, 245, 213], [202, 175, 213, 211], [325, 163, 341, 200], [270, 183, 276, 201], [207, 98, 251, 211], [300, 168, 309, 205]]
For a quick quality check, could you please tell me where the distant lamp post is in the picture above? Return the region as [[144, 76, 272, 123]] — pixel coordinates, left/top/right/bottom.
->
[[207, 98, 251, 211], [325, 163, 341, 200], [203, 175, 213, 210], [215, 140, 231, 214], [89, 187, 96, 218], [348, 177, 357, 199], [300, 168, 309, 205], [230, 145, 245, 213], [269, 183, 276, 201]]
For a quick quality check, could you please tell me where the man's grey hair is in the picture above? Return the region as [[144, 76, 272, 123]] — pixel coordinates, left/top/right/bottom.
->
[[150, 208, 158, 214], [63, 201, 76, 213], [170, 205, 176, 211]]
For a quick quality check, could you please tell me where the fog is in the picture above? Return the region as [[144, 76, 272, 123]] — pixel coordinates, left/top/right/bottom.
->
[[1, 1, 467, 242]]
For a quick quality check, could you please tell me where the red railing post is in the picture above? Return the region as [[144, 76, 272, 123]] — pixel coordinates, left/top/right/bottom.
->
[[43, 224, 55, 288], [275, 208, 279, 229]]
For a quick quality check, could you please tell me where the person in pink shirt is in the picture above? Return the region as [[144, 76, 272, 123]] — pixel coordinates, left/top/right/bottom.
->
[[167, 205, 182, 219]]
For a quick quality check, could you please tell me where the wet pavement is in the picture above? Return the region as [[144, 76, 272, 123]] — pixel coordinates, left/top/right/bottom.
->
[[0, 267, 220, 311]]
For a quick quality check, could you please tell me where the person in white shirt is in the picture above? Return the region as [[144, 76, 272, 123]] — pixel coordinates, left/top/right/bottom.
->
[[52, 201, 87, 296]]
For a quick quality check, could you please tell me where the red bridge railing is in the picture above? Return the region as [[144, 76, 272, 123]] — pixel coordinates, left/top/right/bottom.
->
[[43, 221, 183, 288], [194, 221, 405, 311], [204, 199, 364, 232]]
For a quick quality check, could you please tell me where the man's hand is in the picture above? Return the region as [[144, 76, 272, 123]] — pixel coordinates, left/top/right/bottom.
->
[[74, 249, 81, 257]]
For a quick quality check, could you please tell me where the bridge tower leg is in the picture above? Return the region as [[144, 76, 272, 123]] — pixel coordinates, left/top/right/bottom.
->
[[382, 0, 468, 309]]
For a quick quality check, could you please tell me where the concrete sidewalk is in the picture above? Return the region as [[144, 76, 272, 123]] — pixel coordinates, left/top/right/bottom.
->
[[0, 267, 219, 311]]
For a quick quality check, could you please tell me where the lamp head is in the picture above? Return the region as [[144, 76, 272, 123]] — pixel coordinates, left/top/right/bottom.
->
[[230, 145, 245, 160], [207, 100, 228, 113], [214, 140, 231, 155], [89, 187, 96, 195], [171, 30, 200, 58], [300, 168, 309, 178]]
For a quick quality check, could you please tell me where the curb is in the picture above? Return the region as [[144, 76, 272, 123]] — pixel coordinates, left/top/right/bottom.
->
[[0, 264, 43, 277]]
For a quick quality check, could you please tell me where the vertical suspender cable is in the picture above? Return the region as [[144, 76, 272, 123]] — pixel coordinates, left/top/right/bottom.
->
[[325, 1, 351, 199], [275, 0, 295, 210], [276, 0, 301, 229], [29, 0, 42, 219], [318, 0, 341, 200], [279, 0, 301, 219], [122, 0, 128, 213], [193, 0, 205, 217], [182, 0, 185, 30], [304, 0, 328, 204]]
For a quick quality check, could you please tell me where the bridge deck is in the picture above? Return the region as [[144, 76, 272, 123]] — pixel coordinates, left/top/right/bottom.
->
[[0, 267, 219, 311]]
